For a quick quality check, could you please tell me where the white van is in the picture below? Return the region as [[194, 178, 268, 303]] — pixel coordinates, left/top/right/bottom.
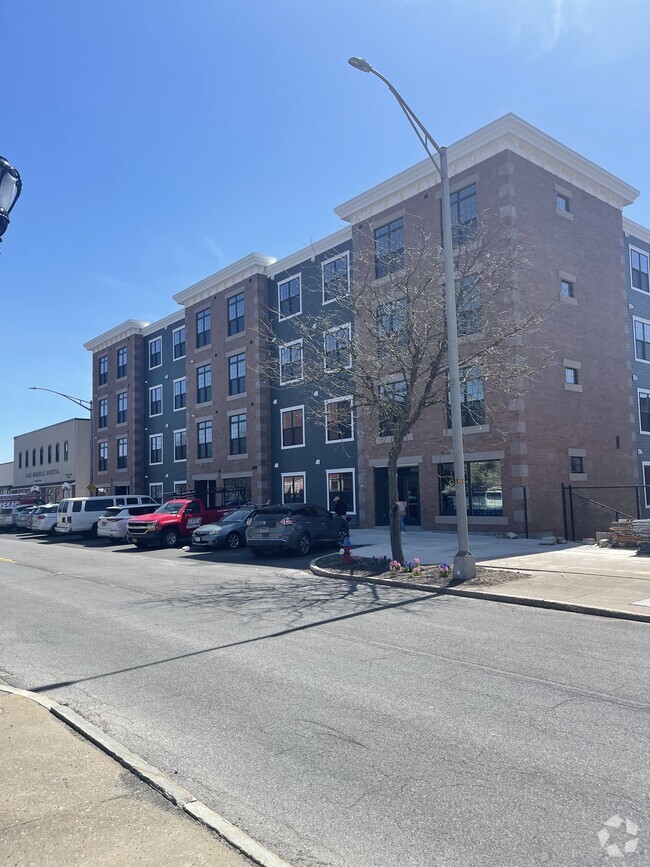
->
[[56, 495, 157, 538]]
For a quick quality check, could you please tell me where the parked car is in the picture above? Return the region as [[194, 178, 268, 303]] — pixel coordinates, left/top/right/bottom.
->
[[0, 508, 16, 531], [191, 507, 258, 550], [14, 506, 39, 531], [28, 504, 59, 535], [56, 495, 158, 538], [126, 497, 234, 548], [97, 505, 158, 541], [246, 503, 348, 556]]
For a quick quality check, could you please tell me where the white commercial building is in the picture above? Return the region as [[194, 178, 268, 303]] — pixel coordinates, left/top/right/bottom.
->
[[0, 461, 13, 492], [13, 418, 91, 502]]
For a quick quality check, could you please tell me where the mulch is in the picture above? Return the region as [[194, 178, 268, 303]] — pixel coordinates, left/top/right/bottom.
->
[[314, 554, 531, 588]]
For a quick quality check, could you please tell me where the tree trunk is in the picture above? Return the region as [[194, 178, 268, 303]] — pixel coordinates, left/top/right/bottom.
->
[[387, 447, 404, 563]]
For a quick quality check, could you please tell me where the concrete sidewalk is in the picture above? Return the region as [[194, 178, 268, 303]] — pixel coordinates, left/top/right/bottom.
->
[[0, 687, 289, 867], [342, 527, 650, 622]]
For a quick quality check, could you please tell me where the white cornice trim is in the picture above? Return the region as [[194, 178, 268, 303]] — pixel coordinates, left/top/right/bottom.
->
[[266, 227, 352, 278], [142, 310, 185, 336], [623, 217, 650, 245], [83, 320, 149, 353], [334, 113, 639, 223], [172, 252, 277, 307]]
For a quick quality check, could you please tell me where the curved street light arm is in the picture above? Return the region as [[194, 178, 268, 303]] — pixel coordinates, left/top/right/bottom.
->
[[29, 386, 92, 413]]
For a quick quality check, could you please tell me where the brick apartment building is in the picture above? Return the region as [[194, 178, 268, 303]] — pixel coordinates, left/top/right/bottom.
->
[[84, 113, 647, 537]]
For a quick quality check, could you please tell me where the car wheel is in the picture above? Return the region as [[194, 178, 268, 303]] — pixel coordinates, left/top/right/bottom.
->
[[297, 533, 311, 556], [161, 528, 179, 548], [88, 522, 99, 539], [226, 532, 241, 550], [251, 548, 266, 558]]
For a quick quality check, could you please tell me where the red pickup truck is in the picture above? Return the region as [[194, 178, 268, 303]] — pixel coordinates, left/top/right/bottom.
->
[[126, 498, 233, 548]]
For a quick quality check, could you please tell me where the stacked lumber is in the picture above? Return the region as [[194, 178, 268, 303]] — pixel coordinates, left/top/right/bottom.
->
[[609, 521, 639, 548], [632, 519, 650, 555]]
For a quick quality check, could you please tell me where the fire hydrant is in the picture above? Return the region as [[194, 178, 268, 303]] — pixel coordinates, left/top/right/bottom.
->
[[342, 536, 353, 564]]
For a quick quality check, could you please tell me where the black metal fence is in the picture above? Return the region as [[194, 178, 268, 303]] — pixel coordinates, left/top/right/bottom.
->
[[561, 484, 649, 541]]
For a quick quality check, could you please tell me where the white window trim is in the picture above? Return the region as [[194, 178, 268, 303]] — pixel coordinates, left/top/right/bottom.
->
[[325, 396, 354, 444], [149, 384, 163, 418], [280, 404, 305, 450], [321, 250, 350, 305], [642, 462, 650, 508], [277, 273, 302, 321], [638, 388, 650, 435], [172, 325, 186, 360], [279, 339, 303, 385], [149, 482, 164, 499], [98, 397, 109, 428], [173, 376, 187, 411], [173, 428, 187, 463], [324, 322, 352, 371], [326, 467, 357, 515], [630, 244, 650, 296], [149, 433, 163, 466], [281, 471, 306, 504], [148, 336, 163, 370], [633, 315, 650, 364], [174, 480, 188, 493]]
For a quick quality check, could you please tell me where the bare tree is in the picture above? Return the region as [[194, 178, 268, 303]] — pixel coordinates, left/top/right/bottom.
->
[[261, 213, 550, 562]]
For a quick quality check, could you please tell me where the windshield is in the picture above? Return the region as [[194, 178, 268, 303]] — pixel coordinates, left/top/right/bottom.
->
[[220, 509, 251, 524], [154, 501, 185, 515]]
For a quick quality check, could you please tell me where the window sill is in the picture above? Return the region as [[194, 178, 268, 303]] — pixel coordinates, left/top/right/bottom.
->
[[226, 332, 245, 342], [560, 295, 578, 305], [195, 343, 212, 353], [444, 424, 490, 436], [556, 208, 573, 221], [564, 383, 583, 392], [376, 434, 413, 444], [195, 457, 213, 464], [228, 453, 248, 461], [569, 473, 587, 482], [196, 401, 213, 409], [227, 392, 247, 401], [116, 422, 127, 428]]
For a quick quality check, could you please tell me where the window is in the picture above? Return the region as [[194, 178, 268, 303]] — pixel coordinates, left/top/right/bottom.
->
[[149, 385, 162, 417], [229, 413, 247, 455], [32, 448, 36, 466], [643, 463, 650, 508], [565, 367, 579, 385], [25, 451, 28, 468], [457, 276, 481, 336], [18, 452, 22, 469], [560, 279, 574, 298], [98, 442, 108, 472], [174, 429, 187, 461], [374, 218, 404, 278], [149, 434, 163, 465], [98, 355, 108, 385], [149, 483, 163, 502], [631, 248, 649, 294], [56, 443, 60, 462], [197, 420, 212, 459], [278, 276, 301, 319], [38, 447, 43, 465], [279, 340, 303, 384], [282, 473, 305, 504], [47, 445, 52, 464], [227, 292, 245, 335], [379, 380, 407, 437], [174, 481, 188, 496], [449, 184, 477, 246], [439, 459, 502, 517], [556, 192, 570, 212], [63, 441, 69, 461], [149, 337, 162, 369], [228, 352, 246, 395], [117, 391, 127, 424], [639, 390, 650, 434], [173, 377, 186, 410], [196, 308, 211, 347], [570, 455, 584, 474], [98, 398, 108, 429], [224, 477, 252, 503], [327, 470, 355, 514], [634, 318, 650, 362], [117, 437, 127, 469], [322, 253, 349, 303], [197, 364, 211, 404], [325, 397, 353, 443], [324, 323, 352, 370], [173, 325, 186, 359], [281, 406, 304, 448], [117, 346, 127, 378], [448, 368, 485, 428], [377, 298, 406, 341]]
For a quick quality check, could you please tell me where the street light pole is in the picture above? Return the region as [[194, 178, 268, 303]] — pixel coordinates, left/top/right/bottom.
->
[[29, 387, 94, 490], [348, 57, 476, 580]]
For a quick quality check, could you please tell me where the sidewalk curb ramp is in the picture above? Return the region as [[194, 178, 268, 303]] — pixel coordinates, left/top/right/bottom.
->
[[0, 684, 293, 867], [309, 561, 650, 624]]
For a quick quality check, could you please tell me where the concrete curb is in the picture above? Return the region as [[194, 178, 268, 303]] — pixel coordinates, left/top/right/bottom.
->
[[0, 684, 293, 867], [309, 560, 650, 624]]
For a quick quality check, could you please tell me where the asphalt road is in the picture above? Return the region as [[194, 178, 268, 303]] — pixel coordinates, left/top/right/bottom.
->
[[0, 530, 648, 867]]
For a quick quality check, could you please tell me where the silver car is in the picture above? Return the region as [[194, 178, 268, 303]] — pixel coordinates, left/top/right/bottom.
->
[[15, 506, 39, 531], [28, 504, 59, 535], [246, 503, 348, 557], [191, 507, 258, 550]]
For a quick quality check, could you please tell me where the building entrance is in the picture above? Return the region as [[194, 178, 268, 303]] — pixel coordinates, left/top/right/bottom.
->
[[373, 466, 420, 526]]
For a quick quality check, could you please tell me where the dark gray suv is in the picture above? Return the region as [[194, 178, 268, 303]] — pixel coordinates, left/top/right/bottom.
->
[[246, 503, 348, 557]]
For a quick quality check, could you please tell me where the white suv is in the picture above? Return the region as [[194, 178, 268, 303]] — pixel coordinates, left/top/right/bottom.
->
[[97, 505, 156, 541]]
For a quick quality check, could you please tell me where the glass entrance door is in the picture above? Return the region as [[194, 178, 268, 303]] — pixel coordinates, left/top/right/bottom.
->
[[373, 466, 420, 526]]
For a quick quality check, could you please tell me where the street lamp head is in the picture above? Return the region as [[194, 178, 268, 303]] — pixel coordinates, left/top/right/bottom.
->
[[0, 155, 22, 240], [348, 56, 373, 73]]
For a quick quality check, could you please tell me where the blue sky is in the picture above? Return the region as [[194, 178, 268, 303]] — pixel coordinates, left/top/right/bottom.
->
[[2, 0, 650, 463]]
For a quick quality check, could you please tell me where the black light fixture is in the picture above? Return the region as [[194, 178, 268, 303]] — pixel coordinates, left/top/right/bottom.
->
[[0, 156, 22, 241]]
